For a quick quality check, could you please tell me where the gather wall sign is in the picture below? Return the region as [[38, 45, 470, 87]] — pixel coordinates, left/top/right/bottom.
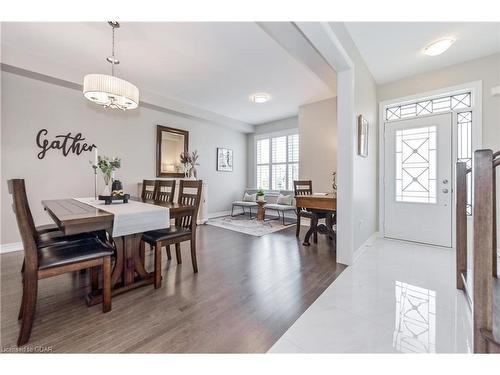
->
[[36, 129, 97, 160]]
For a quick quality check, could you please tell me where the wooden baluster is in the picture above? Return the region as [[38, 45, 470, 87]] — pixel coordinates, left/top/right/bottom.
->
[[493, 164, 498, 278], [456, 162, 467, 290], [473, 149, 494, 353]]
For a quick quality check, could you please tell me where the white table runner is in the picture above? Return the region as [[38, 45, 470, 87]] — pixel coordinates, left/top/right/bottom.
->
[[74, 198, 170, 237]]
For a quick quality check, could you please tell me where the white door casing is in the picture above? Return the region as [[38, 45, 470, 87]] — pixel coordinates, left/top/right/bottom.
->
[[384, 113, 452, 247]]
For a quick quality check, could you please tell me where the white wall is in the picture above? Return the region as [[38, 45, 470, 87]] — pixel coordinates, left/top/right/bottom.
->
[[378, 52, 500, 241], [1, 71, 248, 245], [298, 98, 337, 193], [246, 116, 298, 188], [329, 23, 379, 253], [378, 53, 500, 151]]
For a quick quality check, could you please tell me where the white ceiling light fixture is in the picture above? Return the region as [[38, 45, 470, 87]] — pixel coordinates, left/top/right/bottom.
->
[[251, 92, 271, 104], [83, 22, 139, 110], [423, 38, 455, 56]]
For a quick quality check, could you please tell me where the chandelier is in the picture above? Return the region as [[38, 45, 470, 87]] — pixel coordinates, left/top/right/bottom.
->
[[83, 22, 139, 110]]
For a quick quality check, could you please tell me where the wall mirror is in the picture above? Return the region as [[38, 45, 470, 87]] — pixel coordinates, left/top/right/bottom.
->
[[156, 125, 189, 177]]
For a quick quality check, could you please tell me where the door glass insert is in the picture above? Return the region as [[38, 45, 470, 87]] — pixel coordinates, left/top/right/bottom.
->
[[395, 126, 437, 203]]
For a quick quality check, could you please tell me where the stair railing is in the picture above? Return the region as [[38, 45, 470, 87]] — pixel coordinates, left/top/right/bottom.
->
[[455, 161, 470, 292], [471, 149, 499, 353]]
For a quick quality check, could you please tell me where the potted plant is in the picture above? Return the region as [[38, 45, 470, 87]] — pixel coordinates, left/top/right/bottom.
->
[[256, 189, 265, 202], [96, 156, 121, 196]]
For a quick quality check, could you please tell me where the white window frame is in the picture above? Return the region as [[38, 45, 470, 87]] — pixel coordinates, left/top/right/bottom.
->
[[254, 129, 299, 192], [378, 80, 483, 249]]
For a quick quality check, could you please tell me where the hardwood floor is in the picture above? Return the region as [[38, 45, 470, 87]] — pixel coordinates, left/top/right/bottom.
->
[[0, 225, 345, 353]]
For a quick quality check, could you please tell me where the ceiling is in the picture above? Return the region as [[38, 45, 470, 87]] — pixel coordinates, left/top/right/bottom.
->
[[345, 22, 500, 84], [1, 22, 335, 126]]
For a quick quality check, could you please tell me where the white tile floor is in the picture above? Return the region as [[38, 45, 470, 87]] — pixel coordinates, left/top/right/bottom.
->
[[269, 237, 473, 353]]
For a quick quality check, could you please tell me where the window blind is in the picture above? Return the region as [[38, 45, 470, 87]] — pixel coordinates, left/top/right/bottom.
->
[[255, 133, 299, 191]]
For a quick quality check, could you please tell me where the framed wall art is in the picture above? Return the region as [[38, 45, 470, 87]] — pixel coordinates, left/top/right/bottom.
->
[[217, 147, 233, 172]]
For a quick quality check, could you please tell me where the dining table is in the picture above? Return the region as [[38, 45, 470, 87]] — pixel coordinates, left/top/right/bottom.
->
[[294, 193, 337, 246], [41, 197, 195, 305]]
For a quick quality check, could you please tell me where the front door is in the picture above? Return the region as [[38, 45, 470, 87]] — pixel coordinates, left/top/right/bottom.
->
[[384, 113, 452, 247]]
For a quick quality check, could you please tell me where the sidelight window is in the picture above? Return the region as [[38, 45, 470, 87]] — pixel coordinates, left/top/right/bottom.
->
[[457, 111, 473, 215]]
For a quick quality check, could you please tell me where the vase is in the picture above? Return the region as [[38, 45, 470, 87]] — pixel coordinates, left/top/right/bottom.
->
[[102, 184, 111, 196], [190, 167, 197, 179], [102, 173, 112, 196]]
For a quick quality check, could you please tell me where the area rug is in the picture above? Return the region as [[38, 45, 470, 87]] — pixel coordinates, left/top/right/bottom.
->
[[207, 215, 295, 236]]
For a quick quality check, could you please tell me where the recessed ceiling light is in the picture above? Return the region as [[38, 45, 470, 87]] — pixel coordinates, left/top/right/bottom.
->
[[251, 93, 271, 104], [423, 38, 455, 56]]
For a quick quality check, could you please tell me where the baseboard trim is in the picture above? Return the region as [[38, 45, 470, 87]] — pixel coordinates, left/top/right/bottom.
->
[[0, 242, 23, 254], [198, 210, 235, 224], [206, 210, 233, 220], [353, 231, 380, 263]]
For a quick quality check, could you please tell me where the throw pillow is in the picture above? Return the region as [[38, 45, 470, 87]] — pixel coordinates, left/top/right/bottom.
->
[[243, 193, 257, 202], [277, 194, 292, 206]]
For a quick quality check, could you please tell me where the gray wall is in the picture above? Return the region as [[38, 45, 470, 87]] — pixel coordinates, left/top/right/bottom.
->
[[246, 116, 298, 188], [253, 116, 299, 135], [1, 71, 248, 245]]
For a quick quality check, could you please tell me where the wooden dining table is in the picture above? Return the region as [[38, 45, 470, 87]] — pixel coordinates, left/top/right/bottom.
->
[[41, 197, 195, 305], [295, 193, 337, 246]]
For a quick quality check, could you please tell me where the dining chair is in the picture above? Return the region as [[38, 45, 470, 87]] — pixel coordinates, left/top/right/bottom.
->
[[157, 180, 176, 261], [293, 180, 326, 243], [141, 180, 177, 261], [141, 180, 203, 288], [16, 181, 104, 275], [155, 180, 176, 202], [141, 179, 158, 200], [8, 179, 114, 346], [36, 223, 62, 237]]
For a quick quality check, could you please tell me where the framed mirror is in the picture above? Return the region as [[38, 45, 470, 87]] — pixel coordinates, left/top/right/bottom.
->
[[156, 125, 189, 177]]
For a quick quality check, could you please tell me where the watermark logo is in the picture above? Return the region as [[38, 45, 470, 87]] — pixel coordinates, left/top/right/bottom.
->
[[1, 345, 53, 353]]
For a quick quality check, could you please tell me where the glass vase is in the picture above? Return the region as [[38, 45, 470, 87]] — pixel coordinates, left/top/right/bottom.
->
[[102, 173, 112, 196]]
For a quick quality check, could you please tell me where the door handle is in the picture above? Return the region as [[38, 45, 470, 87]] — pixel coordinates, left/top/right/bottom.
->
[[442, 188, 449, 194]]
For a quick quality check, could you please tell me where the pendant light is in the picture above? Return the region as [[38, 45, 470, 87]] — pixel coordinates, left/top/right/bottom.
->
[[83, 21, 139, 110]]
